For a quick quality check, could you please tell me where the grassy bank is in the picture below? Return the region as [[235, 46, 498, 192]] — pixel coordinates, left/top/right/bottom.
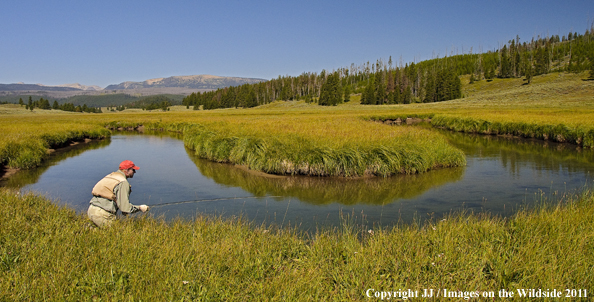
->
[[1, 107, 468, 177], [430, 115, 594, 147], [0, 114, 110, 169], [1, 188, 593, 300], [1, 72, 593, 174]]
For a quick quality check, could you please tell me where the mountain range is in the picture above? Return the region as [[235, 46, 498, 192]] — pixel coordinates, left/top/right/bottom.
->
[[105, 75, 265, 90], [0, 75, 267, 94]]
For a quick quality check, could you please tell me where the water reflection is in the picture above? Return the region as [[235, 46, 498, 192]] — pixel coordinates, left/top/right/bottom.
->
[[2, 129, 593, 230], [440, 130, 594, 176], [0, 139, 111, 187], [190, 155, 465, 205]]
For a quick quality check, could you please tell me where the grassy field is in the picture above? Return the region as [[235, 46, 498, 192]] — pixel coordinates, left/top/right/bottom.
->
[[2, 72, 593, 174], [1, 187, 592, 300], [1, 71, 594, 299]]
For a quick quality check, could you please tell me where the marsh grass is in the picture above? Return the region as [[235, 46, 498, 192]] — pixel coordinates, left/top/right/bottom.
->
[[1, 72, 593, 172], [1, 69, 593, 300], [1, 187, 592, 300], [0, 119, 110, 169], [141, 119, 466, 177], [430, 115, 594, 147]]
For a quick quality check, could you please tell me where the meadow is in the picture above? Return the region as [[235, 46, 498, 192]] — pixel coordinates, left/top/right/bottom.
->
[[2, 187, 592, 300], [2, 72, 593, 175], [1, 71, 594, 299]]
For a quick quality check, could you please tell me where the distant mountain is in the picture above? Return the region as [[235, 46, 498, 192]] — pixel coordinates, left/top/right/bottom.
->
[[57, 83, 103, 91], [0, 75, 267, 99], [0, 83, 82, 92], [105, 75, 266, 90]]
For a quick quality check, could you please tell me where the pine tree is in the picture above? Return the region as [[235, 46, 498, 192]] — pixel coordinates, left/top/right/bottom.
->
[[318, 72, 341, 106], [375, 73, 386, 104], [524, 56, 533, 84], [362, 79, 376, 105], [424, 71, 436, 103], [499, 45, 511, 78], [343, 85, 351, 102], [403, 85, 412, 104]]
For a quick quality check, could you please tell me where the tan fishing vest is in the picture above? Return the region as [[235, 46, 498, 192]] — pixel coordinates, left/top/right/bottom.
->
[[91, 172, 128, 201]]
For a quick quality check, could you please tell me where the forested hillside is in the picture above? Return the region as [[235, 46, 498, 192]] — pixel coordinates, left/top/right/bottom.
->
[[184, 27, 594, 110]]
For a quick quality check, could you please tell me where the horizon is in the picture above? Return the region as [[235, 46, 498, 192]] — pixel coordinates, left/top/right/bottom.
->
[[1, 0, 591, 88]]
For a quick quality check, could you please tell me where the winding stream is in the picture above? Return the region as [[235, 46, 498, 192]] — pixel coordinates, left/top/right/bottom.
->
[[2, 129, 592, 231]]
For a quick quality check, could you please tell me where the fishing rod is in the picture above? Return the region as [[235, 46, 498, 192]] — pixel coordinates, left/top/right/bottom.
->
[[149, 195, 284, 208]]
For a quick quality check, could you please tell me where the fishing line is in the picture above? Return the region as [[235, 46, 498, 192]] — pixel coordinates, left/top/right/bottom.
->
[[149, 195, 284, 208]]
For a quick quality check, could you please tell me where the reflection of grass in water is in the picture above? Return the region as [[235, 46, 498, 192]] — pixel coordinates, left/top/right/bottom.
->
[[431, 115, 594, 148], [187, 149, 464, 205], [441, 130, 594, 174], [1, 139, 111, 188]]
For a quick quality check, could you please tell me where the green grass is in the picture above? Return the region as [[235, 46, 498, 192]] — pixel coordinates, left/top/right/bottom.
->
[[1, 187, 593, 300], [1, 71, 594, 299], [170, 121, 465, 177], [0, 114, 110, 169], [430, 115, 594, 147], [1, 71, 593, 174]]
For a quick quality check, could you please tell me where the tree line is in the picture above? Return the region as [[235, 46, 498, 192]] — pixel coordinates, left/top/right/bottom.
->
[[19, 96, 102, 113], [122, 95, 174, 111], [184, 26, 593, 110], [106, 95, 175, 111]]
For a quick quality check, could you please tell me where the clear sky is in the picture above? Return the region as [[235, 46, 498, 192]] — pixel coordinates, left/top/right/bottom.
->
[[1, 0, 591, 88]]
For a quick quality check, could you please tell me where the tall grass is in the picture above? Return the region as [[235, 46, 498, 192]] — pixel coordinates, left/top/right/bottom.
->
[[1, 72, 593, 171], [431, 115, 594, 147], [1, 72, 594, 300], [1, 187, 592, 300], [139, 120, 466, 177], [0, 119, 110, 169]]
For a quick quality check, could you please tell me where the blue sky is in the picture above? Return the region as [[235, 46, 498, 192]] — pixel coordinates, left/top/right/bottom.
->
[[0, 0, 591, 88]]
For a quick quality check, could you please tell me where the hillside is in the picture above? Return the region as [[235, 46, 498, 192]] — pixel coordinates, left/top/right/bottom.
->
[[105, 75, 266, 90], [0, 75, 268, 101], [0, 83, 81, 92]]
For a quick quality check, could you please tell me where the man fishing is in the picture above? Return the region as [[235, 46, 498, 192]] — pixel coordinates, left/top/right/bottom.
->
[[87, 160, 149, 227]]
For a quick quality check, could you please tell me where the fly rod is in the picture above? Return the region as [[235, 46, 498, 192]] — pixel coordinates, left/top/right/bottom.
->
[[149, 195, 284, 208]]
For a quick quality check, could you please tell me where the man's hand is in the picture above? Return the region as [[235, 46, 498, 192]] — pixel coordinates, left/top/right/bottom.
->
[[139, 205, 150, 212]]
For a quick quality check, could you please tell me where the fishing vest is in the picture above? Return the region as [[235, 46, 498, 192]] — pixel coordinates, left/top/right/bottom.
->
[[91, 172, 128, 201]]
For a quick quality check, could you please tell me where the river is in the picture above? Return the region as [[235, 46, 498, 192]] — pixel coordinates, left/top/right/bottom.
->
[[2, 129, 592, 231]]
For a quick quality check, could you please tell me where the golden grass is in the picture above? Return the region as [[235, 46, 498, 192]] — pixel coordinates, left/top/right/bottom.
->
[[1, 72, 594, 299], [2, 187, 593, 300], [1, 71, 593, 171]]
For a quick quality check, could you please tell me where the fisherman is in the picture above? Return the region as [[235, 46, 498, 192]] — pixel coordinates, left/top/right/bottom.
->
[[87, 160, 149, 227]]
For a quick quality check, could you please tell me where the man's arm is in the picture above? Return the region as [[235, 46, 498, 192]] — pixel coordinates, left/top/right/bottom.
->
[[114, 182, 139, 215]]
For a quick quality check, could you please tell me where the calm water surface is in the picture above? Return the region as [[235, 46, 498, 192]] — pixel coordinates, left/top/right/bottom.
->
[[2, 130, 593, 231]]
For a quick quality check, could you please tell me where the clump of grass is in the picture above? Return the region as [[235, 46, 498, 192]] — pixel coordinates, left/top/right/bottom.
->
[[155, 121, 466, 177], [1, 186, 593, 300]]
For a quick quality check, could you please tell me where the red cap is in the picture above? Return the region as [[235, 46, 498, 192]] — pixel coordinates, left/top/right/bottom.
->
[[119, 160, 140, 170]]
